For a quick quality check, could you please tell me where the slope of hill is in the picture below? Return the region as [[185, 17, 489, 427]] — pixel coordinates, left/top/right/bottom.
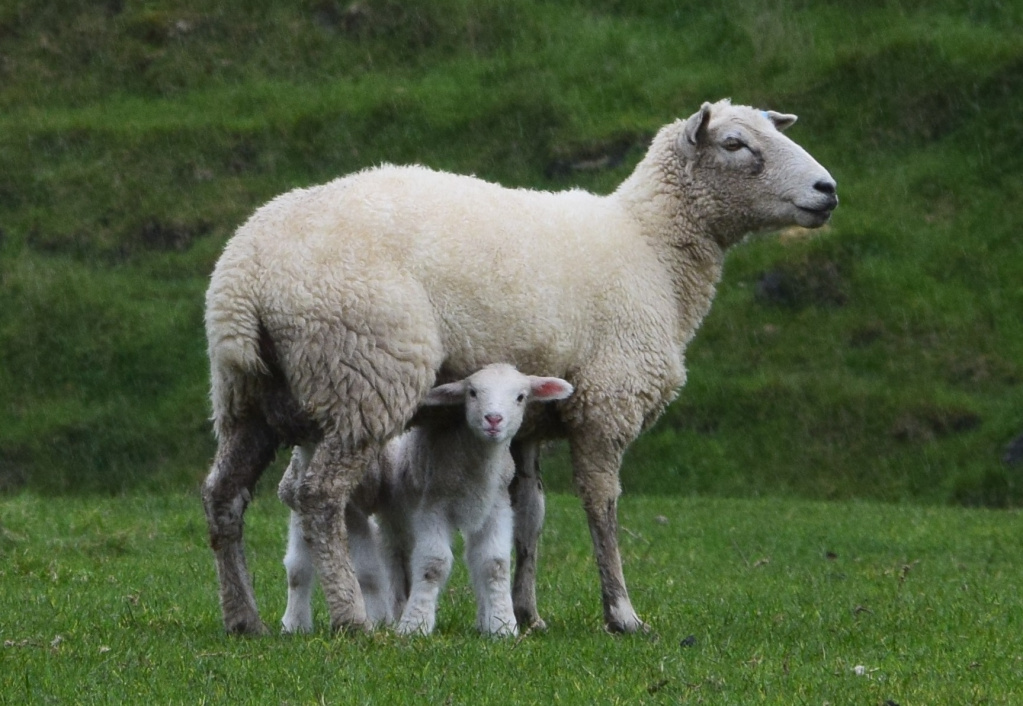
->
[[1, 0, 1020, 503]]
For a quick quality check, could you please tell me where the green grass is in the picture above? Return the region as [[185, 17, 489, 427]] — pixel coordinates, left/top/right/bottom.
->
[[2, 491, 1022, 703], [1, 0, 1022, 502]]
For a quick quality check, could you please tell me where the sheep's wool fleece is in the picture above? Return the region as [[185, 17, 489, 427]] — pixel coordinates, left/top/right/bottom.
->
[[208, 120, 735, 448]]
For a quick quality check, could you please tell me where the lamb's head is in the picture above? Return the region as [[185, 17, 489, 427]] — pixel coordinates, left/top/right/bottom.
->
[[671, 99, 838, 246], [423, 363, 574, 444]]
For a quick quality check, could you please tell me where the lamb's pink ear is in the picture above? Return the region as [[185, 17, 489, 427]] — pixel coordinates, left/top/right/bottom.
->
[[423, 381, 466, 406], [528, 377, 574, 402]]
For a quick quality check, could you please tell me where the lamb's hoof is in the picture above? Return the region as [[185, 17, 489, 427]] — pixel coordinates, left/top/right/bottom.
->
[[395, 618, 433, 637], [479, 621, 518, 638], [280, 619, 314, 635]]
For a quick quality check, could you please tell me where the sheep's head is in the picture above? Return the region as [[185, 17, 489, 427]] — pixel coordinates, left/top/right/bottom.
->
[[675, 99, 838, 245], [423, 363, 573, 444]]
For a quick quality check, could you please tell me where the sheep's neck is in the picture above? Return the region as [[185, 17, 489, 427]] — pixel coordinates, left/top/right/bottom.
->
[[614, 158, 726, 349]]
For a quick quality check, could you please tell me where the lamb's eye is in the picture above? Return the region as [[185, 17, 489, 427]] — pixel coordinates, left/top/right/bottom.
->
[[516, 393, 526, 403], [722, 137, 746, 152], [468, 389, 477, 398]]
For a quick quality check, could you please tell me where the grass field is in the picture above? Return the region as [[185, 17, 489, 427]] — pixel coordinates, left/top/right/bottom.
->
[[2, 491, 1022, 703], [2, 3, 1022, 701]]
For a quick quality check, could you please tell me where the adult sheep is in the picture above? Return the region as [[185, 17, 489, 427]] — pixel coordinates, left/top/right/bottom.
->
[[202, 98, 838, 635]]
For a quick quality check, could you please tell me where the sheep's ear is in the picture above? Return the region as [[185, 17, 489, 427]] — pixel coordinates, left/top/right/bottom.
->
[[679, 102, 713, 153], [766, 110, 797, 132], [528, 377, 574, 402], [423, 381, 466, 406]]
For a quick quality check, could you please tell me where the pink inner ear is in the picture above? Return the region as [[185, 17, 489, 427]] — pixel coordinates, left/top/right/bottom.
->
[[533, 379, 569, 399]]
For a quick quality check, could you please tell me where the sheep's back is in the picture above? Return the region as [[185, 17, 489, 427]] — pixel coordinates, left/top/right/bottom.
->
[[248, 166, 673, 379]]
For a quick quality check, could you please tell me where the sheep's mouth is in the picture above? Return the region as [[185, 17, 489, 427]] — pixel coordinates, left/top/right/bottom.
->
[[796, 193, 838, 216], [795, 203, 836, 226]]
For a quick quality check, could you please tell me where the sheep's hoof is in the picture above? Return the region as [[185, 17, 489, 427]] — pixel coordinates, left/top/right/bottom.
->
[[330, 617, 374, 635], [513, 608, 547, 632], [226, 618, 270, 636], [531, 616, 548, 632], [605, 615, 649, 635]]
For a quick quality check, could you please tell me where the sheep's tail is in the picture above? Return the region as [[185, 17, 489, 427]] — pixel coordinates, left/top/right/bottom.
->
[[204, 242, 268, 439]]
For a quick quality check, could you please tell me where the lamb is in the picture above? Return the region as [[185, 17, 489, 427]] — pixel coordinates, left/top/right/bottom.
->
[[202, 98, 838, 635], [278, 364, 574, 636]]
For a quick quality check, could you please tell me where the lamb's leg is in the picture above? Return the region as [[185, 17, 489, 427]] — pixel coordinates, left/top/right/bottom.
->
[[570, 434, 646, 634], [465, 497, 517, 637], [281, 508, 316, 633], [201, 418, 277, 635], [396, 514, 453, 636], [346, 506, 394, 626], [280, 444, 317, 633], [380, 527, 410, 623], [509, 439, 546, 630], [294, 435, 372, 633]]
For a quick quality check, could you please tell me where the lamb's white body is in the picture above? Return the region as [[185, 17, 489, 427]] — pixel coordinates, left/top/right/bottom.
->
[[279, 364, 573, 636], [202, 99, 838, 635]]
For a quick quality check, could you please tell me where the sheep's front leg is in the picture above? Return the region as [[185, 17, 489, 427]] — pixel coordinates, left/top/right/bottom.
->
[[201, 419, 277, 635], [396, 515, 453, 636], [294, 436, 371, 633], [509, 439, 546, 630], [465, 497, 517, 636], [570, 434, 646, 634]]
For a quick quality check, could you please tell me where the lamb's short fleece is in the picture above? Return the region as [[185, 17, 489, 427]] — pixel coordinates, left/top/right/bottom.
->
[[278, 364, 573, 636]]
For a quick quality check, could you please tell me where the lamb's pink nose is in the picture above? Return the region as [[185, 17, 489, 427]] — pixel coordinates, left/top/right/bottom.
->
[[485, 414, 503, 427]]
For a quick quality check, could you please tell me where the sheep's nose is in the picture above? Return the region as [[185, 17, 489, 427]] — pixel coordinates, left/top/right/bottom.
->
[[814, 179, 837, 196], [485, 414, 503, 426]]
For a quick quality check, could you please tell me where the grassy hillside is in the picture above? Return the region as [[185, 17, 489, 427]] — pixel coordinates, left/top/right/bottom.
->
[[1, 0, 1021, 502]]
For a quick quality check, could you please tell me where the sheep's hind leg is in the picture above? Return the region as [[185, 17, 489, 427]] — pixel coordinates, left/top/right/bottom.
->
[[509, 440, 547, 631], [570, 435, 647, 634], [202, 419, 277, 635], [295, 436, 373, 633]]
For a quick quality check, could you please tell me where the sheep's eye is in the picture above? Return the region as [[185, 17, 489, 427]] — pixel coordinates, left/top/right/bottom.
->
[[722, 137, 746, 152], [468, 389, 477, 398], [516, 393, 526, 403]]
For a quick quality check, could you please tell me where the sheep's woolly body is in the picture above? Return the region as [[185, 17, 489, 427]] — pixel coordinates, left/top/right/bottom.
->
[[202, 99, 838, 634], [208, 159, 703, 443]]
